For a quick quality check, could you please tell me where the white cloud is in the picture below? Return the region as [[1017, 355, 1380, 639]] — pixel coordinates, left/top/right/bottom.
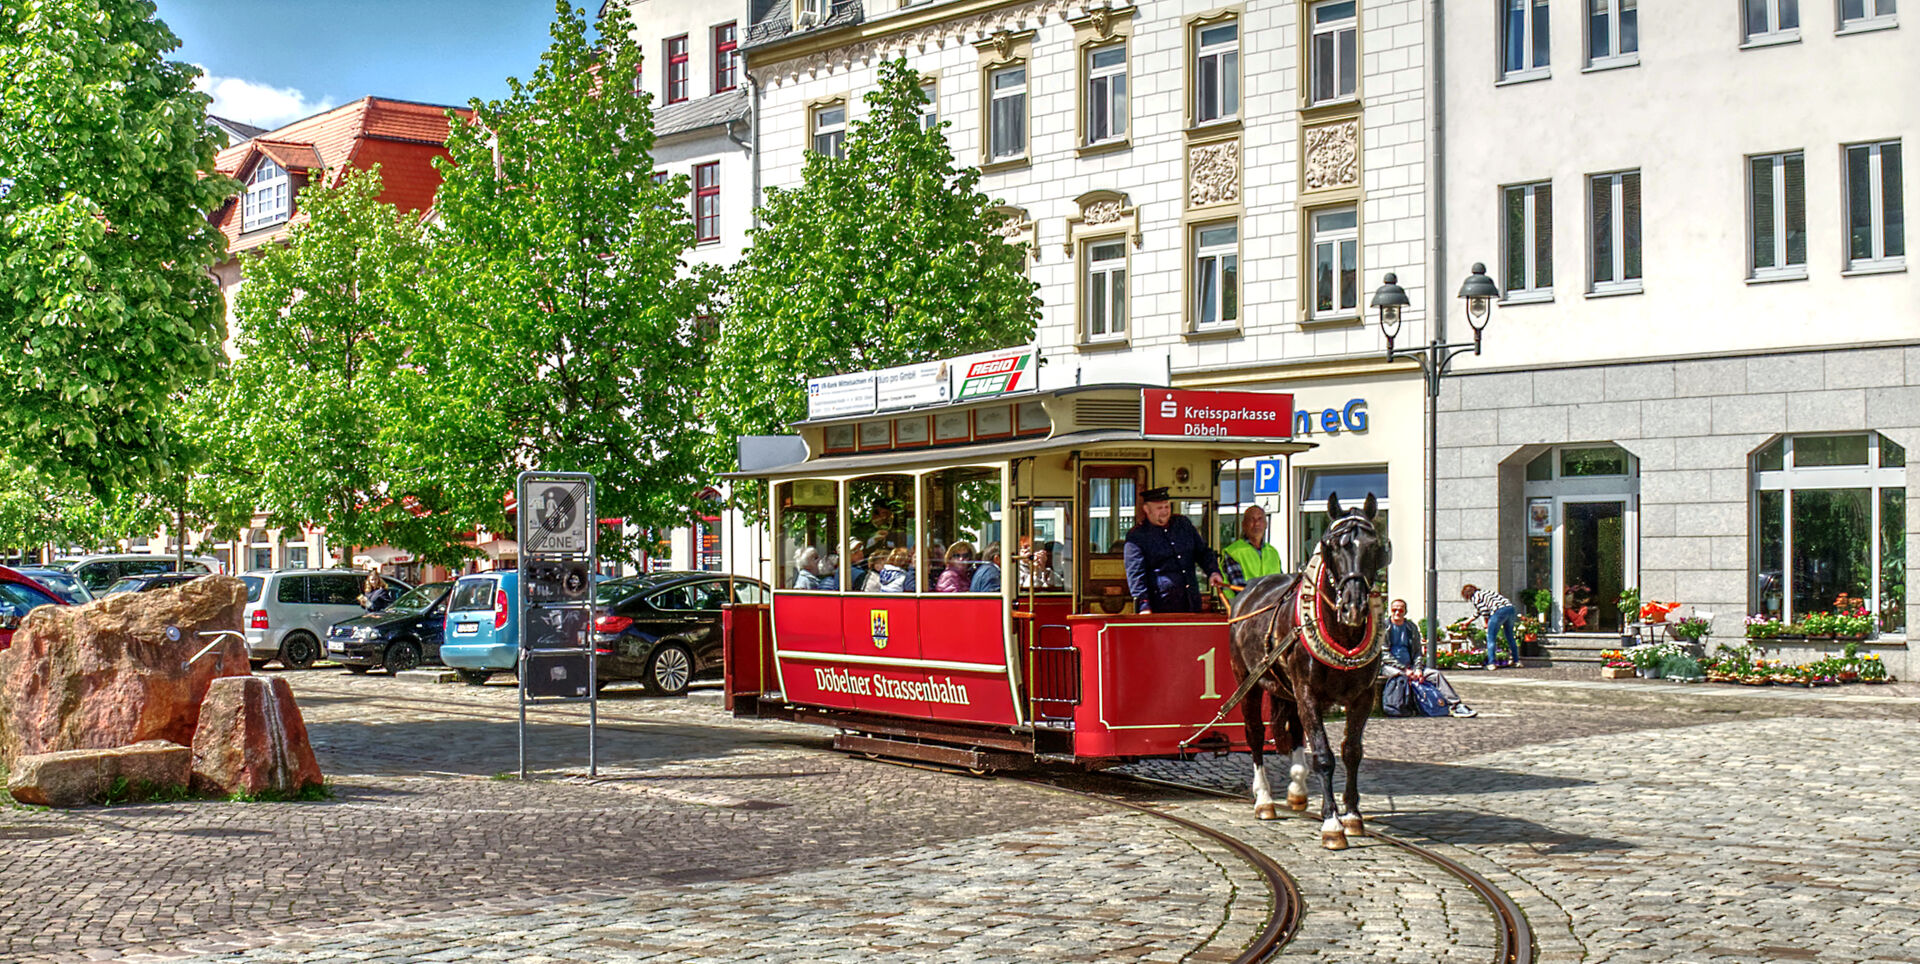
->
[[193, 68, 336, 129]]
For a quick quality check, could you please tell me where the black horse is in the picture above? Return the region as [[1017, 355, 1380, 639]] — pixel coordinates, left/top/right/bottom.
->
[[1227, 493, 1388, 850]]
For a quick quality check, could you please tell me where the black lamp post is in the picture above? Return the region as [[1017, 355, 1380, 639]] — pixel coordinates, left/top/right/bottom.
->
[[1372, 263, 1500, 671]]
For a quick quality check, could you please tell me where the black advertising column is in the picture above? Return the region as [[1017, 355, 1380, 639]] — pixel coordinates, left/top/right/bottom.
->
[[516, 471, 598, 779]]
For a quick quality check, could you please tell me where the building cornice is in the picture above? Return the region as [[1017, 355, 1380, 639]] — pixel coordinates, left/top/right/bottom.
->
[[746, 0, 1098, 82]]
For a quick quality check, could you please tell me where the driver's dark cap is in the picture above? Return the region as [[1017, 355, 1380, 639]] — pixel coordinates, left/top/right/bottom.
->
[[1141, 486, 1172, 503]]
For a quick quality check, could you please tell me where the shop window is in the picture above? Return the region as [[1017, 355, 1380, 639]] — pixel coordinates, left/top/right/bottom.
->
[[1217, 466, 1257, 547], [248, 546, 273, 571], [922, 467, 1004, 593], [777, 479, 840, 591], [848, 475, 917, 593], [286, 546, 309, 570], [1297, 467, 1389, 592], [1753, 433, 1906, 633], [1523, 444, 1637, 634]]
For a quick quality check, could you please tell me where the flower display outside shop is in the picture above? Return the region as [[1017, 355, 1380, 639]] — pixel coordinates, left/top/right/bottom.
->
[[1639, 600, 1682, 624], [1667, 615, 1711, 643], [1435, 647, 1486, 670], [1745, 615, 1785, 640]]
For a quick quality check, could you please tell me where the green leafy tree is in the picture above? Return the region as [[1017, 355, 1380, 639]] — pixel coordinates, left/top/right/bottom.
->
[[429, 0, 715, 559], [0, 0, 236, 496], [223, 167, 481, 568], [702, 58, 1039, 478]]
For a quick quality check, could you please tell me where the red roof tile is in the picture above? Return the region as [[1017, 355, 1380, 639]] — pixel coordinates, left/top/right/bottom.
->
[[211, 96, 472, 256]]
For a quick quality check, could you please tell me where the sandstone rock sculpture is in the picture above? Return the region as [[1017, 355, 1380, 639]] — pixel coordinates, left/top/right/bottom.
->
[[7, 740, 191, 807], [190, 675, 323, 796], [0, 576, 251, 766]]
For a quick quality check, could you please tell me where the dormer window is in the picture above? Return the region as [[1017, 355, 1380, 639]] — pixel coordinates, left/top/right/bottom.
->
[[242, 158, 290, 231]]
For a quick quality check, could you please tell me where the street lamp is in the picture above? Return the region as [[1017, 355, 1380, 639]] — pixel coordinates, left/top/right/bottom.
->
[[1374, 263, 1500, 672]]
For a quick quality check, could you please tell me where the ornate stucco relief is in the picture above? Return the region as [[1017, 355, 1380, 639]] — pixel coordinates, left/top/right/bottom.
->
[[1303, 120, 1359, 191], [759, 0, 1083, 81], [1188, 141, 1239, 208]]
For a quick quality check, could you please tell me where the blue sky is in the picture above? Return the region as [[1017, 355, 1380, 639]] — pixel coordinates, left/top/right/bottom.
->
[[155, 0, 573, 127]]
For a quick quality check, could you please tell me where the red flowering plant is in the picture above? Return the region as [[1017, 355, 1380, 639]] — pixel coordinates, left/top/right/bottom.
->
[[1639, 600, 1681, 623]]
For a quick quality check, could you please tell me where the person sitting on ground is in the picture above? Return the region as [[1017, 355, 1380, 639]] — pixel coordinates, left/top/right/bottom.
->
[[1381, 598, 1475, 717], [936, 542, 976, 593], [1221, 505, 1284, 604], [970, 542, 1002, 593], [1462, 583, 1521, 668]]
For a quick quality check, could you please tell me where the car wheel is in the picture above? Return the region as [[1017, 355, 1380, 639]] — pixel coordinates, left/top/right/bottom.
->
[[644, 643, 693, 697], [385, 641, 422, 675], [280, 632, 320, 670], [455, 669, 492, 686], [346, 664, 371, 675]]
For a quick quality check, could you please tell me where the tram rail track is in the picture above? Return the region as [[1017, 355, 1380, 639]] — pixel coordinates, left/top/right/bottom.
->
[[1106, 772, 1535, 964]]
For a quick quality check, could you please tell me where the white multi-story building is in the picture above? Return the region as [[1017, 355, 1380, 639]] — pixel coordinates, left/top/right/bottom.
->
[[1436, 1, 1916, 672], [743, 0, 1437, 608]]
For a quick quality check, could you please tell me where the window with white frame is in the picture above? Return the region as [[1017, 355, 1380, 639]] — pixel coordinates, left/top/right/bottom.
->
[[988, 65, 1027, 160], [1839, 0, 1898, 29], [1587, 0, 1639, 66], [1309, 207, 1360, 318], [1749, 151, 1806, 279], [1309, 1, 1358, 104], [1588, 170, 1642, 293], [919, 80, 938, 130], [1193, 222, 1239, 329], [1086, 44, 1128, 145], [1502, 181, 1553, 299], [811, 104, 846, 158], [241, 158, 290, 232], [1845, 140, 1905, 270], [1743, 0, 1799, 41], [1502, 0, 1551, 78], [1084, 239, 1127, 341], [1194, 21, 1239, 124], [1752, 433, 1906, 635]]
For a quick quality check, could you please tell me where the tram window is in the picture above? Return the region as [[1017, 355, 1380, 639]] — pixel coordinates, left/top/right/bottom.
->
[[777, 479, 841, 591], [924, 467, 1004, 593], [1016, 500, 1073, 592], [848, 474, 916, 592]]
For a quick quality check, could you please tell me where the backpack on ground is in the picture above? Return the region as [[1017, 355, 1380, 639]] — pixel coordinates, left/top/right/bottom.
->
[[1381, 674, 1414, 717], [1410, 678, 1450, 717]]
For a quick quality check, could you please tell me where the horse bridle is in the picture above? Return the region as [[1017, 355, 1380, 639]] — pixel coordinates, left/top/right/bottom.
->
[[1316, 515, 1383, 612]]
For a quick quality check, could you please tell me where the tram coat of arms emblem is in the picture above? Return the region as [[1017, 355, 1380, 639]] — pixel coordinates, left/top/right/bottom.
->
[[870, 610, 889, 649]]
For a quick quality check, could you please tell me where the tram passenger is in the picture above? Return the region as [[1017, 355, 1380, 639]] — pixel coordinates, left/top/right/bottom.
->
[[845, 538, 870, 592], [872, 547, 916, 593], [936, 542, 975, 592], [1123, 487, 1225, 614], [971, 542, 1002, 593], [1221, 505, 1284, 603], [793, 547, 826, 590], [1017, 537, 1065, 589], [1381, 598, 1476, 717], [816, 553, 840, 591]]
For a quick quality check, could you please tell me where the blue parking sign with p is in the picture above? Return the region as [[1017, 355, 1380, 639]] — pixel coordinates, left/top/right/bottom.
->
[[1253, 458, 1282, 495]]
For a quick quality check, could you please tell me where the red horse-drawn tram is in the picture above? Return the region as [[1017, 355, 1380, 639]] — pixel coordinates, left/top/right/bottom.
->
[[722, 371, 1310, 772]]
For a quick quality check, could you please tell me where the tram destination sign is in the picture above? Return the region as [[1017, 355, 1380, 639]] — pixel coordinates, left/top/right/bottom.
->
[[1142, 389, 1294, 441]]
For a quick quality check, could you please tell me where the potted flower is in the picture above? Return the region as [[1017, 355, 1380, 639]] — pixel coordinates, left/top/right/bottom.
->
[[1833, 606, 1872, 641], [1800, 611, 1836, 639], [1598, 648, 1635, 680], [1668, 615, 1711, 645], [1517, 613, 1543, 644], [1618, 587, 1641, 623], [1627, 642, 1674, 678], [1744, 615, 1783, 640]]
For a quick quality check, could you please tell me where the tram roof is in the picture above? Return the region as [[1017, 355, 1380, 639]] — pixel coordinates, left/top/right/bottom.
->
[[727, 428, 1312, 480]]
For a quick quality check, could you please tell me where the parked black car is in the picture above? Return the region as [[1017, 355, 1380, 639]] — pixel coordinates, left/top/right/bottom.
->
[[594, 573, 768, 695], [99, 572, 207, 596], [326, 581, 454, 675]]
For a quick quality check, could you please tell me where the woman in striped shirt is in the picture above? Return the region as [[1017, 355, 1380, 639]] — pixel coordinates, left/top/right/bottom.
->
[[1461, 584, 1521, 669]]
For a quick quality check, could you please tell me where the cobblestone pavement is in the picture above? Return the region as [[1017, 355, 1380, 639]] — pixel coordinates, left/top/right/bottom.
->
[[0, 669, 1915, 962]]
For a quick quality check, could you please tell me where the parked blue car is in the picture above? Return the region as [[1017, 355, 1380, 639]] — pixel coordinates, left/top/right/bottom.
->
[[440, 570, 519, 685]]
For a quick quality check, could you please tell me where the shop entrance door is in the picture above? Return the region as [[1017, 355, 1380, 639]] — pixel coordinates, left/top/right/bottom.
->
[[1558, 499, 1626, 634]]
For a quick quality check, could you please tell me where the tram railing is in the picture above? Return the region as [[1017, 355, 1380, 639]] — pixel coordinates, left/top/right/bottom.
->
[[1027, 624, 1079, 724]]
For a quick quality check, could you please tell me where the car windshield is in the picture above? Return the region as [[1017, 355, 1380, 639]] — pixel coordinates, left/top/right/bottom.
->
[[20, 571, 84, 601], [387, 583, 451, 615], [101, 578, 143, 596], [240, 576, 263, 602], [42, 560, 75, 572]]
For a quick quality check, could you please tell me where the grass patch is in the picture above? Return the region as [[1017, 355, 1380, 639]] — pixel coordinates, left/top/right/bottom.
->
[[490, 771, 518, 781], [227, 780, 333, 803], [93, 776, 199, 806]]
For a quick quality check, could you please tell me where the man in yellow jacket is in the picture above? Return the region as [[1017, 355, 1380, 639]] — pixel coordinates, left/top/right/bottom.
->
[[1221, 505, 1284, 603]]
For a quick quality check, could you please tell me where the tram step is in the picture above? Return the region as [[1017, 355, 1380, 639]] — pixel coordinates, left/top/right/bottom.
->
[[833, 733, 1032, 773]]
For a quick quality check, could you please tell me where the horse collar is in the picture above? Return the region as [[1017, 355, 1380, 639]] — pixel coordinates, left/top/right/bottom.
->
[[1295, 551, 1381, 671]]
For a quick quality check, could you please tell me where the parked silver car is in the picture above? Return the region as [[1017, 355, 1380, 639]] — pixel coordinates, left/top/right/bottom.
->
[[240, 569, 412, 670], [46, 553, 218, 595]]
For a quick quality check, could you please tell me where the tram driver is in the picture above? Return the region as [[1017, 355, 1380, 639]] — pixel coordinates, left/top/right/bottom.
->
[[1123, 487, 1225, 614]]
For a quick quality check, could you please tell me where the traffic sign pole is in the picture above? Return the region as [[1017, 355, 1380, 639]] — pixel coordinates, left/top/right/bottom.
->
[[514, 471, 599, 779]]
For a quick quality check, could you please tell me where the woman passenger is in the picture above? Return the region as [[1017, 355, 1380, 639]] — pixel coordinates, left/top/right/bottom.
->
[[936, 542, 976, 593]]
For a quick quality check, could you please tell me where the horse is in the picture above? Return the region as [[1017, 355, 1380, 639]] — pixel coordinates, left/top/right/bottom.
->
[[1227, 492, 1388, 851]]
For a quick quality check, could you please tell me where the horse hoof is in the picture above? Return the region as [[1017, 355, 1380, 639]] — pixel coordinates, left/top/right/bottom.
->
[[1287, 795, 1309, 811], [1321, 831, 1349, 851], [1340, 815, 1366, 837], [1255, 804, 1279, 820]]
